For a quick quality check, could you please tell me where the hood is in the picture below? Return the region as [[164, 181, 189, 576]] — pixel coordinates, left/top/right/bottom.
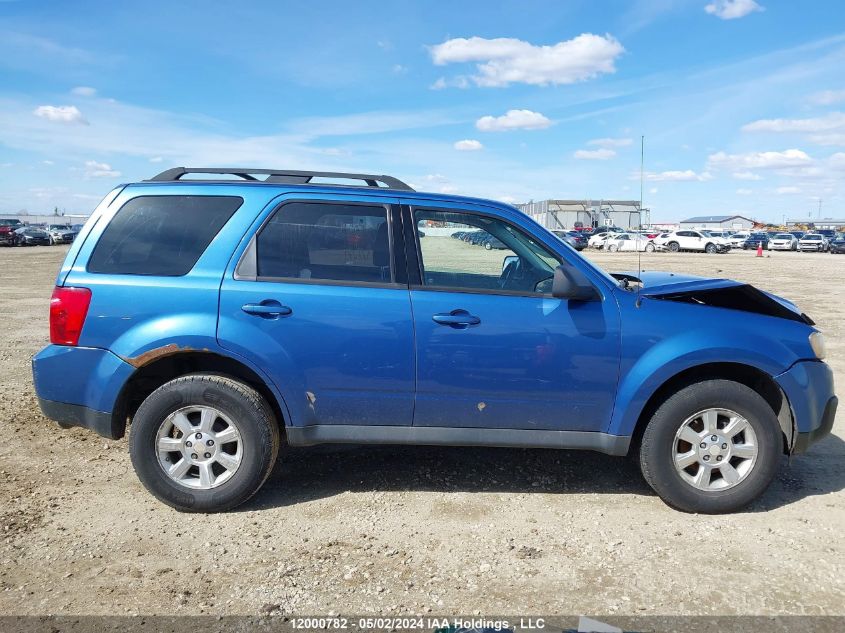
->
[[616, 270, 813, 325]]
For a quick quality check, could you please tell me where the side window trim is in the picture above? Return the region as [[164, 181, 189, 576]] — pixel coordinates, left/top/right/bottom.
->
[[234, 199, 408, 289], [408, 204, 564, 298]]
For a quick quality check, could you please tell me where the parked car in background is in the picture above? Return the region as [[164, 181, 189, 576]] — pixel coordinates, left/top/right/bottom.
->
[[0, 225, 15, 246], [13, 226, 51, 246], [32, 166, 836, 515], [727, 231, 751, 248], [829, 235, 845, 254], [769, 233, 798, 251], [552, 230, 587, 251], [587, 231, 615, 249], [742, 233, 770, 250], [47, 224, 78, 245], [654, 230, 727, 253], [790, 231, 805, 240], [799, 233, 828, 252], [604, 233, 656, 252], [482, 236, 507, 250]]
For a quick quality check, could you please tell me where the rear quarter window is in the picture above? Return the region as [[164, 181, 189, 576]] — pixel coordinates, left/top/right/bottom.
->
[[87, 195, 242, 276]]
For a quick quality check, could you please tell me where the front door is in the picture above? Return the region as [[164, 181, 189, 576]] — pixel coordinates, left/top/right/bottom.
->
[[407, 204, 621, 432], [218, 196, 415, 429]]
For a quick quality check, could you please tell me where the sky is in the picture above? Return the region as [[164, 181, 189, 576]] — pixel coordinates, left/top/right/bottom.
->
[[1, 0, 845, 223]]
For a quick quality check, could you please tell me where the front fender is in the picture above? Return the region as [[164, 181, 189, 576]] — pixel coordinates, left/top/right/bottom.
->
[[607, 310, 807, 438]]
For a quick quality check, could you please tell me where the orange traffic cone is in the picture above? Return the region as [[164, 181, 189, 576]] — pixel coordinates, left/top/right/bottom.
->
[[756, 243, 763, 257]]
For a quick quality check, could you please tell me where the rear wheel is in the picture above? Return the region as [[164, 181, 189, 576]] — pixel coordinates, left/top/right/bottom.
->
[[484, 241, 492, 250], [129, 374, 280, 512], [638, 379, 781, 513], [667, 241, 680, 252], [607, 244, 618, 252]]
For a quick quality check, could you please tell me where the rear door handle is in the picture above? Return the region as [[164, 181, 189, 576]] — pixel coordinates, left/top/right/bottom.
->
[[432, 309, 480, 329], [242, 301, 292, 318]]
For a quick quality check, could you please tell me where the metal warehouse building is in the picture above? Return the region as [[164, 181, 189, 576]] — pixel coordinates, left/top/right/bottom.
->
[[678, 215, 755, 230], [515, 199, 647, 231]]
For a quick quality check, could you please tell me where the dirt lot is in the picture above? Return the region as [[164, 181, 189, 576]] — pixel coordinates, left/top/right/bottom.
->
[[1, 244, 843, 616]]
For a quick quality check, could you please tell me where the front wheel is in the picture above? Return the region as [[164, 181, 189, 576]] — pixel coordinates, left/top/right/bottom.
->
[[644, 243, 655, 252], [704, 243, 717, 254], [484, 242, 492, 250], [638, 379, 781, 513], [607, 244, 618, 252], [129, 374, 280, 512]]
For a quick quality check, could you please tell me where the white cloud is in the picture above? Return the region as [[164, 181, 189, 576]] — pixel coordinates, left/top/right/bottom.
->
[[429, 34, 624, 87], [574, 148, 616, 160], [732, 171, 762, 180], [149, 156, 164, 163], [645, 170, 712, 182], [829, 152, 845, 169], [648, 187, 658, 194], [736, 188, 753, 195], [743, 112, 845, 133], [498, 195, 517, 204], [704, 0, 763, 20], [430, 76, 470, 90], [707, 149, 811, 170], [587, 137, 632, 148], [454, 139, 483, 151], [71, 86, 97, 97], [84, 160, 120, 178], [33, 105, 88, 125], [807, 89, 845, 106], [476, 109, 551, 132], [742, 112, 845, 145], [776, 186, 800, 194], [391, 64, 408, 75]]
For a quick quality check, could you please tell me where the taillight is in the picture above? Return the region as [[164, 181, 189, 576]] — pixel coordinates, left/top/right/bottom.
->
[[50, 287, 92, 346]]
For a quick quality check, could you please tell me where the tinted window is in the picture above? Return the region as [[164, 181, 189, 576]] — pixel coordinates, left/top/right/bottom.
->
[[88, 196, 241, 276], [415, 209, 560, 295], [256, 202, 391, 283]]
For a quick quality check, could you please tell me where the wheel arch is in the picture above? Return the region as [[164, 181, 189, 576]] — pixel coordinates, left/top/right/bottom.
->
[[112, 351, 290, 440], [626, 362, 794, 456]]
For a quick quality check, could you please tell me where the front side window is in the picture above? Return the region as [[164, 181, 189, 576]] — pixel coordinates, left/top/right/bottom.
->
[[88, 195, 242, 276], [414, 209, 561, 295], [256, 202, 392, 283]]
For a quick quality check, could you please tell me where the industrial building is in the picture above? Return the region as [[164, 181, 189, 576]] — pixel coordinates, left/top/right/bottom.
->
[[678, 215, 755, 230], [787, 218, 845, 230], [515, 199, 646, 231]]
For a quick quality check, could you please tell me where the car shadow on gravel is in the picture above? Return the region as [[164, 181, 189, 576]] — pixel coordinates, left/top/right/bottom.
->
[[241, 432, 845, 512], [245, 444, 655, 510]]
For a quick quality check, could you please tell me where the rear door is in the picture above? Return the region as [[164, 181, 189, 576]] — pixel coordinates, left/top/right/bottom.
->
[[218, 194, 415, 429]]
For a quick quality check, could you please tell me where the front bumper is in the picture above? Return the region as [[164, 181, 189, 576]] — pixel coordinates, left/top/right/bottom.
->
[[775, 360, 838, 453], [32, 345, 135, 439]]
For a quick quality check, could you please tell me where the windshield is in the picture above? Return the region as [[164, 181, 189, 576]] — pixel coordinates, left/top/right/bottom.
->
[[774, 234, 792, 239], [804, 235, 822, 240]]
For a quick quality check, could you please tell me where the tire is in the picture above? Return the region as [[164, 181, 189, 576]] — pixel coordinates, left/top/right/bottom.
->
[[638, 379, 781, 514], [645, 243, 655, 252], [607, 244, 618, 252], [484, 242, 492, 250], [704, 243, 717, 254], [129, 374, 280, 513], [667, 241, 680, 253]]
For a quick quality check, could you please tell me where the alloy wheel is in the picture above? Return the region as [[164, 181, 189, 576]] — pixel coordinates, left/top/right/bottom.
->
[[672, 408, 758, 491]]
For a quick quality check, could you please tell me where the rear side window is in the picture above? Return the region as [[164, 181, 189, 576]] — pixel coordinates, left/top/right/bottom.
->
[[255, 202, 392, 283], [87, 195, 242, 276]]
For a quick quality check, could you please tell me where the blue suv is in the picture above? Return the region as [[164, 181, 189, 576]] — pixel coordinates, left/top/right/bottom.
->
[[33, 167, 836, 513]]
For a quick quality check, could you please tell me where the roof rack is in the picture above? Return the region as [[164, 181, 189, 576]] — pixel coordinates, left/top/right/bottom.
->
[[147, 167, 414, 191]]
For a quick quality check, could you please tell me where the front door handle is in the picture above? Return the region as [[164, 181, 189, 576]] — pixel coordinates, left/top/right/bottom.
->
[[242, 301, 292, 318], [432, 309, 481, 329]]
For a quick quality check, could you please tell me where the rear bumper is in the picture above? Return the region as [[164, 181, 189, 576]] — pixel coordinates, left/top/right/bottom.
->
[[37, 397, 121, 439], [32, 345, 135, 439], [775, 360, 838, 453]]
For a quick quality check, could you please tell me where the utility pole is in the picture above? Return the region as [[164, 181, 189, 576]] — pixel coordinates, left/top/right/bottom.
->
[[818, 198, 822, 219]]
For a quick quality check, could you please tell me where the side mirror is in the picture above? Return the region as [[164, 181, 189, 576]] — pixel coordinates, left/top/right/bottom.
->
[[552, 263, 599, 301]]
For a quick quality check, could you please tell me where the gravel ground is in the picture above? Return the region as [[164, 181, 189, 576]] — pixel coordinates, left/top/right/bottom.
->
[[0, 244, 843, 616]]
